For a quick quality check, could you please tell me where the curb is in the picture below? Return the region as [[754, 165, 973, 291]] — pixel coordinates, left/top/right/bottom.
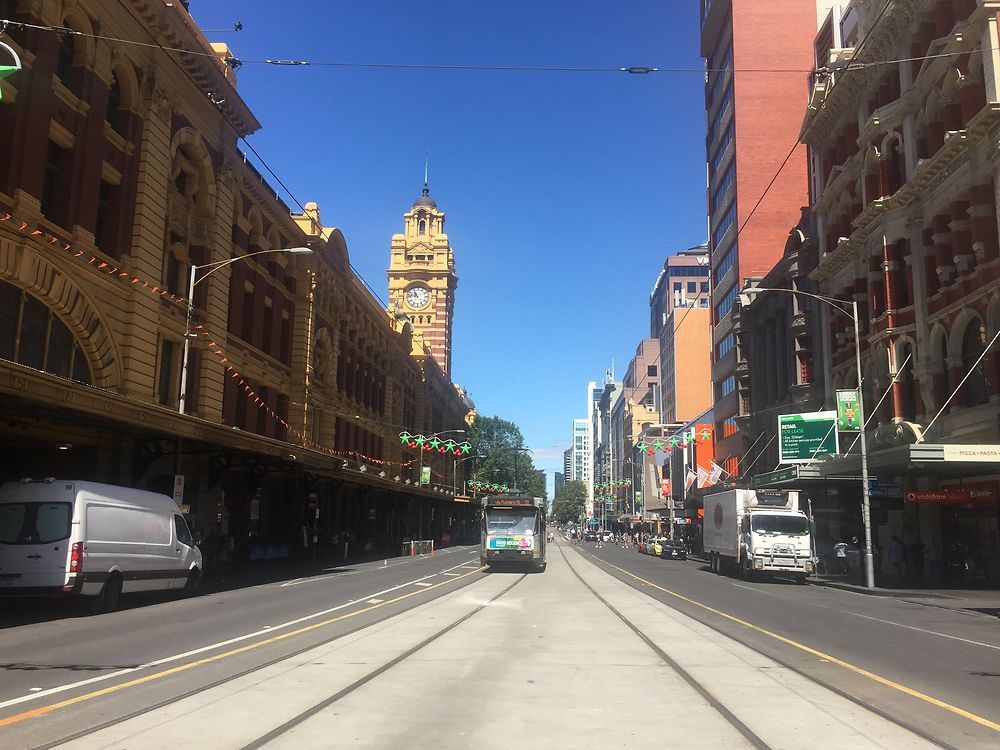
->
[[808, 577, 954, 598]]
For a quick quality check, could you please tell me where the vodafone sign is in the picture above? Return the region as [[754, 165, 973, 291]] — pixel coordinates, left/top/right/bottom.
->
[[905, 484, 998, 505]]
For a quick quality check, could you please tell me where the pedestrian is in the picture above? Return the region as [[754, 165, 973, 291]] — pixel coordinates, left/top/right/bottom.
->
[[888, 535, 905, 586], [833, 538, 848, 575], [925, 541, 940, 584]]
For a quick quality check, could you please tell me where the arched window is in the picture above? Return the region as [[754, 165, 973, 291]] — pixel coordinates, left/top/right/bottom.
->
[[106, 73, 125, 135], [961, 318, 989, 406], [0, 279, 92, 383], [886, 138, 904, 194], [898, 342, 917, 420], [895, 239, 911, 308], [55, 35, 77, 93], [418, 219, 426, 234]]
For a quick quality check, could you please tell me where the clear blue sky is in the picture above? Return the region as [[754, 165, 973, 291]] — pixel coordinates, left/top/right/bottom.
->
[[191, 1, 708, 494]]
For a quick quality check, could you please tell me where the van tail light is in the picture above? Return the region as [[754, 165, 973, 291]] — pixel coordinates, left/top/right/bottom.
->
[[70, 542, 83, 573]]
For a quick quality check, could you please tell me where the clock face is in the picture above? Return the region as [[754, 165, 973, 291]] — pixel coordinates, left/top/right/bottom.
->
[[405, 285, 430, 310]]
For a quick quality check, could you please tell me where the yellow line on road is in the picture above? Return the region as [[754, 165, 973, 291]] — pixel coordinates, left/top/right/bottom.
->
[[0, 567, 485, 729], [593, 556, 1000, 734]]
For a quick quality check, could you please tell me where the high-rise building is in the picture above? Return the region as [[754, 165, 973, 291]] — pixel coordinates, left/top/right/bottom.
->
[[554, 472, 565, 499], [572, 419, 589, 483], [660, 306, 713, 423], [700, 0, 827, 477], [648, 245, 711, 339], [563, 447, 572, 481], [387, 181, 458, 376]]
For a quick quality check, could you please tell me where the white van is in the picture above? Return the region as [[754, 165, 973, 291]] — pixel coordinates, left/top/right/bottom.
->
[[0, 479, 202, 610]]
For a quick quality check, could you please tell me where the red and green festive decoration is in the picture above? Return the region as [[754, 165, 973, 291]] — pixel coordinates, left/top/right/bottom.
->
[[593, 479, 632, 495], [399, 432, 473, 456], [636, 428, 712, 454], [467, 480, 509, 494]]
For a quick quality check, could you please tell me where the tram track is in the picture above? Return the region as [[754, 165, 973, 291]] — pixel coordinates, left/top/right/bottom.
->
[[566, 543, 957, 750], [19, 562, 494, 750], [238, 572, 526, 750], [558, 544, 773, 750]]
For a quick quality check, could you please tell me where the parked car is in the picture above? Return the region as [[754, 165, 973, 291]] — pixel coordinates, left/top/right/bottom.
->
[[601, 531, 613, 543], [0, 478, 202, 611], [658, 540, 687, 560], [647, 536, 670, 556], [585, 531, 598, 542]]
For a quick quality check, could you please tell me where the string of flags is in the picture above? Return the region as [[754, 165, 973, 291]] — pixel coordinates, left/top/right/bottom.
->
[[0, 209, 449, 476], [398, 432, 473, 456]]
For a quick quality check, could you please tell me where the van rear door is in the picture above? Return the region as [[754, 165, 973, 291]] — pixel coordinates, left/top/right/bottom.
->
[[0, 500, 73, 592]]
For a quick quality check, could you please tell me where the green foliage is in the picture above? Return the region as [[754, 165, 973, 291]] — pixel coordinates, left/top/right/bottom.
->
[[551, 480, 586, 524], [467, 415, 546, 498]]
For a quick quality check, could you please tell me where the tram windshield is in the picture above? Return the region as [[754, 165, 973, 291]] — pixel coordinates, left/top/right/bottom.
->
[[486, 509, 537, 535]]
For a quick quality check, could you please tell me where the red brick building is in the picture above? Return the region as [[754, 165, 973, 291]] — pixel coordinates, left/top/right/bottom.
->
[[701, 0, 825, 477]]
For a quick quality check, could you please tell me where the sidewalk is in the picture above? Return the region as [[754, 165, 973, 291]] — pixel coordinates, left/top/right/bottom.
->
[[809, 573, 1000, 615]]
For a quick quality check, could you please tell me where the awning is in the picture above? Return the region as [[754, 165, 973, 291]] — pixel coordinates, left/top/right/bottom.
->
[[813, 444, 1000, 478]]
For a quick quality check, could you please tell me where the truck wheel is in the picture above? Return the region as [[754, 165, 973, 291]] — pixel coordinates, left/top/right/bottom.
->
[[95, 574, 122, 613]]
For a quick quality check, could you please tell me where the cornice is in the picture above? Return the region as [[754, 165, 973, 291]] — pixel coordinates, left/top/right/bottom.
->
[[128, 0, 260, 137]]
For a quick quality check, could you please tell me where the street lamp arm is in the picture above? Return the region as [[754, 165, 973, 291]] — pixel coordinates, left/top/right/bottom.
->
[[194, 247, 312, 288], [743, 286, 855, 317]]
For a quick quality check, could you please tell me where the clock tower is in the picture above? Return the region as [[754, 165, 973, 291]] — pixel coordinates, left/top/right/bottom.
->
[[387, 181, 458, 376]]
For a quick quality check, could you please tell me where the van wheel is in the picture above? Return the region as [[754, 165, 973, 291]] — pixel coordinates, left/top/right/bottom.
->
[[184, 569, 202, 596], [96, 574, 122, 612]]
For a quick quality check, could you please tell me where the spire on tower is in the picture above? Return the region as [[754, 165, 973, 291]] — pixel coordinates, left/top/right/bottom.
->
[[423, 150, 430, 196]]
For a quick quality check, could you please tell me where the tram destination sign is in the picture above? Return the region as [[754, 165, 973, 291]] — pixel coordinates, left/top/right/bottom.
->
[[778, 411, 839, 464], [490, 496, 535, 506]]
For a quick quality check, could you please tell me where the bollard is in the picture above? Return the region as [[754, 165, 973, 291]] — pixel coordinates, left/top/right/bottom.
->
[[431, 540, 434, 556]]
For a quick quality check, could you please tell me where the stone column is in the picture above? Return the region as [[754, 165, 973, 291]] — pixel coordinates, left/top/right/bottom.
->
[[932, 214, 956, 286], [950, 200, 973, 275], [968, 182, 997, 262], [117, 82, 172, 399]]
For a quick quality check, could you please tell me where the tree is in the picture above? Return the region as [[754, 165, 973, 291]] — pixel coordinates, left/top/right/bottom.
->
[[551, 481, 586, 524], [467, 415, 546, 498]]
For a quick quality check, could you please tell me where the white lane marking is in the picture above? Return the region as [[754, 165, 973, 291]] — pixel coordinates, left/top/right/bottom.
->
[[731, 582, 1000, 651], [0, 558, 478, 711], [366, 599, 383, 604], [442, 572, 462, 577], [414, 582, 433, 587], [275, 545, 476, 587], [839, 609, 1000, 651], [27, 688, 42, 693]]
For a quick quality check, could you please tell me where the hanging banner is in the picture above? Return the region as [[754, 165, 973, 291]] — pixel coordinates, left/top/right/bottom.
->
[[836, 389, 861, 431], [778, 411, 839, 464], [420, 466, 431, 485]]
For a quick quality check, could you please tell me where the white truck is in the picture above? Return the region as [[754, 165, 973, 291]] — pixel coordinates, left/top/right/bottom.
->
[[703, 489, 814, 582]]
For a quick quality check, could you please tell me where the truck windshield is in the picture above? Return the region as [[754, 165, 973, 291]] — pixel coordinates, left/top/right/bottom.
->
[[486, 510, 536, 535], [0, 502, 72, 545], [751, 514, 808, 535]]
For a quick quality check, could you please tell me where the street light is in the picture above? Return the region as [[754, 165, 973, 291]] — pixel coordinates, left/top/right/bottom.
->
[[453, 453, 485, 494], [739, 285, 874, 589], [417, 428, 466, 486], [178, 246, 313, 415]]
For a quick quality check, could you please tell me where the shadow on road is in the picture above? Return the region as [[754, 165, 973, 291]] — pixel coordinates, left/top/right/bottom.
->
[[0, 547, 470, 628]]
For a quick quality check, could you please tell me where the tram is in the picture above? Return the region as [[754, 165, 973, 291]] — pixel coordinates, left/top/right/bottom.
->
[[480, 494, 547, 572]]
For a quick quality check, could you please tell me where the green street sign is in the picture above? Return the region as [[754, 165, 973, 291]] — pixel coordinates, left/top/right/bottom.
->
[[752, 467, 799, 488], [836, 389, 861, 431], [778, 411, 839, 464], [420, 466, 431, 485]]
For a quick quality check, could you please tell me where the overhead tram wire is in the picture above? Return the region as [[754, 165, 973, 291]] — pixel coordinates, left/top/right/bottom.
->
[[100, 4, 393, 310], [0, 15, 985, 77]]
